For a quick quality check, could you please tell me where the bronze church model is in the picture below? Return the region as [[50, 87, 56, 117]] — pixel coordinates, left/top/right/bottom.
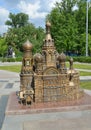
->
[[17, 21, 83, 105]]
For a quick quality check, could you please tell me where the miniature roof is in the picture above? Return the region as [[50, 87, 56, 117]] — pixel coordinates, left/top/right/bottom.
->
[[23, 39, 33, 51], [45, 21, 52, 41]]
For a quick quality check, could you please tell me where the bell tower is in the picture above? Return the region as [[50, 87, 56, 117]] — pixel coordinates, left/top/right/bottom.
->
[[42, 21, 57, 68], [20, 40, 34, 91]]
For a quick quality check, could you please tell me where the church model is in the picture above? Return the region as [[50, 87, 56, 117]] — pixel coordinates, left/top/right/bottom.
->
[[17, 21, 83, 105]]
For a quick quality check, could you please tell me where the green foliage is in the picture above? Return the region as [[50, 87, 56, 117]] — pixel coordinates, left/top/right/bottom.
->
[[2, 57, 22, 62], [4, 1, 91, 58], [47, 0, 91, 55], [5, 12, 29, 28], [0, 37, 7, 57], [5, 12, 45, 55], [47, 0, 79, 53], [5, 23, 45, 53], [15, 57, 22, 61], [2, 58, 16, 62], [67, 56, 91, 63]]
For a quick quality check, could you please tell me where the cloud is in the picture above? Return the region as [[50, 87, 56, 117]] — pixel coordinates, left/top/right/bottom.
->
[[0, 0, 62, 34], [18, 0, 47, 19], [0, 25, 8, 35], [46, 0, 61, 10], [17, 0, 61, 28], [0, 7, 9, 34]]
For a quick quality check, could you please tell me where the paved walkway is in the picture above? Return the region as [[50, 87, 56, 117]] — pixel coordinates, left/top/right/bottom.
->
[[0, 62, 91, 130], [1, 110, 91, 130]]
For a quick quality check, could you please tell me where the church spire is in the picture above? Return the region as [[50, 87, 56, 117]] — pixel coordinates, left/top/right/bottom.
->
[[42, 21, 57, 68], [45, 21, 52, 41]]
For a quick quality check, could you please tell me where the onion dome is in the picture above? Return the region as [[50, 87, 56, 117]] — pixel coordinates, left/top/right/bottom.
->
[[34, 53, 43, 63], [23, 40, 33, 51], [46, 21, 51, 28], [57, 52, 66, 62]]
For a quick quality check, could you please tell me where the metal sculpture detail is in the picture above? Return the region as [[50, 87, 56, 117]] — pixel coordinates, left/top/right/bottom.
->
[[17, 22, 83, 105]]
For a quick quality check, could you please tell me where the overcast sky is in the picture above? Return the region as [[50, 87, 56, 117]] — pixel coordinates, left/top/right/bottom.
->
[[0, 0, 61, 34]]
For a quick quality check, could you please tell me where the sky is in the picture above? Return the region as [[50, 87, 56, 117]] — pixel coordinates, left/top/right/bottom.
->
[[0, 0, 61, 35]]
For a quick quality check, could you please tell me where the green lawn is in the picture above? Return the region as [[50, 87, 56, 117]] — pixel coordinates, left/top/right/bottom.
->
[[80, 81, 91, 90], [80, 71, 91, 76], [0, 65, 21, 73], [0, 65, 91, 76], [66, 62, 91, 70], [0, 64, 91, 89]]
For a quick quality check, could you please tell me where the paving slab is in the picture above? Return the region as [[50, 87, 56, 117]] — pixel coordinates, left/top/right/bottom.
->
[[2, 110, 91, 130], [0, 70, 19, 81], [23, 117, 91, 130], [0, 95, 8, 129]]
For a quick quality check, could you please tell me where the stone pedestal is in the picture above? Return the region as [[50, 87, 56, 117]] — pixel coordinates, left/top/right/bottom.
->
[[6, 91, 91, 115]]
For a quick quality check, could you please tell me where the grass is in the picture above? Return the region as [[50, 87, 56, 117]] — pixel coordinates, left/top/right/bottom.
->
[[66, 62, 91, 70], [0, 65, 21, 73], [0, 65, 91, 76], [80, 81, 91, 90], [0, 64, 91, 90], [80, 71, 91, 76]]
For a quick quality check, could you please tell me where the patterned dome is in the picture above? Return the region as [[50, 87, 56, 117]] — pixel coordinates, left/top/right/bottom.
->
[[34, 53, 43, 63], [46, 21, 51, 27], [23, 40, 33, 51], [57, 52, 66, 62]]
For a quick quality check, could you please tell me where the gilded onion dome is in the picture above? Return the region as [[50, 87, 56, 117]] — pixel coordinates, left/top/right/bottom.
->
[[34, 53, 43, 63], [57, 52, 66, 62], [23, 40, 33, 51], [46, 21, 51, 27]]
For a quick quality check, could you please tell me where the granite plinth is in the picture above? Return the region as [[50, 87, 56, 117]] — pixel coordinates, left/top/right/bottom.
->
[[6, 92, 91, 115]]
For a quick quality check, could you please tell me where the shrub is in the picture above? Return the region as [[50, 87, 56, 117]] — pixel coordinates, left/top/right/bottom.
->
[[66, 56, 91, 63], [2, 57, 22, 62]]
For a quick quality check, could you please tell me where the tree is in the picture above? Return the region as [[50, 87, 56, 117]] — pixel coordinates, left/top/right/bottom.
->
[[46, 0, 91, 55], [75, 0, 91, 55], [47, 0, 78, 53], [88, 2, 91, 35], [76, 0, 86, 34], [5, 23, 45, 54], [0, 37, 7, 57], [5, 12, 45, 55], [5, 13, 29, 28]]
